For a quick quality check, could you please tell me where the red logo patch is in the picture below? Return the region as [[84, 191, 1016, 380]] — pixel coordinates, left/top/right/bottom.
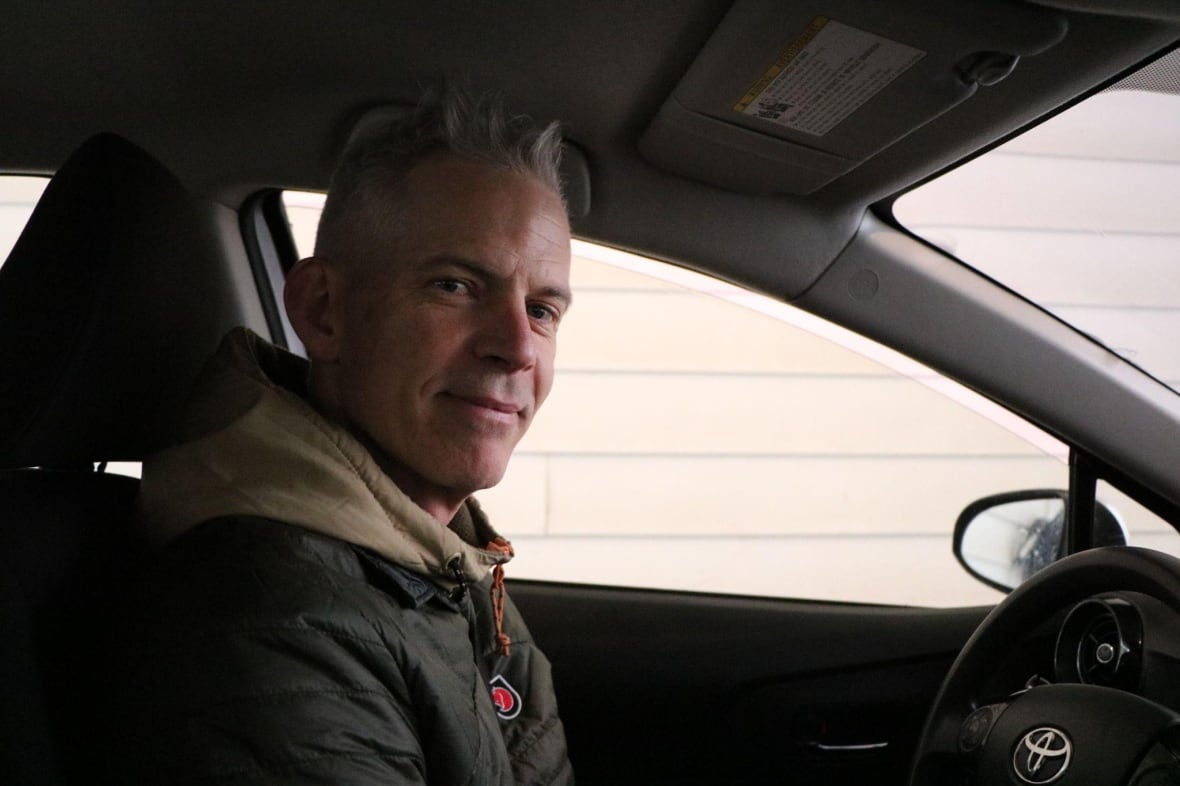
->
[[489, 674, 522, 720], [492, 687, 514, 713]]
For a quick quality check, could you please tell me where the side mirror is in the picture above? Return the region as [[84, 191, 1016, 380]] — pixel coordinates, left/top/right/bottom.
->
[[953, 490, 1126, 593]]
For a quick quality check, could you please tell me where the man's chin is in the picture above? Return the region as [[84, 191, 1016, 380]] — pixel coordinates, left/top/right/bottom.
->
[[424, 456, 512, 498], [462, 464, 512, 495]]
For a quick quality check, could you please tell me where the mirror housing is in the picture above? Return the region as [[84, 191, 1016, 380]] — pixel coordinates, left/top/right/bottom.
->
[[954, 490, 1126, 593]]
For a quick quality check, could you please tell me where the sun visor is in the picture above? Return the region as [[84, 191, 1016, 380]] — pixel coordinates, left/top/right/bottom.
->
[[639, 0, 1068, 195]]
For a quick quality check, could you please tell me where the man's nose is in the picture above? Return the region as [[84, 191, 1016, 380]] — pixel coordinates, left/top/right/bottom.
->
[[475, 300, 537, 370]]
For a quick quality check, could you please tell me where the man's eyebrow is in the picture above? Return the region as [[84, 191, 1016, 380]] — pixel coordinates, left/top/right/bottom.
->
[[539, 284, 573, 310], [422, 255, 573, 308]]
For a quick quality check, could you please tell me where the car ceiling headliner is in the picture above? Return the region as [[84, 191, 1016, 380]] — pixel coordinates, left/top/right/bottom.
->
[[2, 1, 1178, 296]]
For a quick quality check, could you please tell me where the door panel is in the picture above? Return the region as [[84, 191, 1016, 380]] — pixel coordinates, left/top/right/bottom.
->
[[512, 581, 987, 785]]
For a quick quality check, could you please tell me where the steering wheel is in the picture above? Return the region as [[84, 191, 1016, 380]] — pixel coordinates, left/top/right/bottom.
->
[[909, 547, 1180, 785]]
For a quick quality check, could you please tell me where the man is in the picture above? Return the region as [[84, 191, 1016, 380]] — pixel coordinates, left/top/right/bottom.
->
[[108, 89, 575, 785]]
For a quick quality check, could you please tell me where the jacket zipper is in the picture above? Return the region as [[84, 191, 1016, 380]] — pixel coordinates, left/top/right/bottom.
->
[[447, 556, 491, 684], [447, 555, 468, 603]]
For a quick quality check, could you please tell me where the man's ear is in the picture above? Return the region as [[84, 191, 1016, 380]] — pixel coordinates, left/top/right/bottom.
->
[[284, 257, 343, 363]]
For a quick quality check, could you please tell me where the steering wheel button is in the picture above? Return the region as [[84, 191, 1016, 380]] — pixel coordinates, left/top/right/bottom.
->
[[959, 704, 1004, 752]]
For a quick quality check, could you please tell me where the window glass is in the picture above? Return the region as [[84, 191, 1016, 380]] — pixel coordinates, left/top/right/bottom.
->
[[282, 190, 324, 259], [489, 244, 1071, 608], [894, 50, 1180, 395], [1099, 482, 1180, 559], [893, 50, 1180, 562], [283, 191, 1074, 607], [0, 176, 48, 263]]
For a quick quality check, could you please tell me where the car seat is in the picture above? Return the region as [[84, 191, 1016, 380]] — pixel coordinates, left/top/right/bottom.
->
[[0, 134, 249, 785]]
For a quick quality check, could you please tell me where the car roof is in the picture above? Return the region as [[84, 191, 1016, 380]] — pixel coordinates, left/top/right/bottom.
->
[[3, 0, 1180, 505], [2, 1, 1176, 293]]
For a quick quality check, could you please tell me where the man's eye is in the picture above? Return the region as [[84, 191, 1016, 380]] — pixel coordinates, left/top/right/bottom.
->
[[528, 303, 560, 323], [433, 279, 469, 295]]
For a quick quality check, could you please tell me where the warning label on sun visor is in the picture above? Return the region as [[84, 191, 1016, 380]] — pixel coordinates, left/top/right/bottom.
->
[[734, 17, 925, 137]]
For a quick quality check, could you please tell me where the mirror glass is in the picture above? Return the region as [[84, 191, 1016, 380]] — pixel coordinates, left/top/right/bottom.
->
[[955, 491, 1126, 592]]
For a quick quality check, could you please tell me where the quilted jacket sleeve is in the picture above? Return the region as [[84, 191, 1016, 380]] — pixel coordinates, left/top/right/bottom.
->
[[115, 621, 427, 785], [105, 521, 430, 786]]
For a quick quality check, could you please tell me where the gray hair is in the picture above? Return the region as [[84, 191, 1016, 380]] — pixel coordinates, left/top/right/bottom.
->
[[314, 86, 565, 265]]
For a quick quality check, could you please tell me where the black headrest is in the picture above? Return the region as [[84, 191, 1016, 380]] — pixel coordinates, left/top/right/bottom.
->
[[0, 134, 241, 468]]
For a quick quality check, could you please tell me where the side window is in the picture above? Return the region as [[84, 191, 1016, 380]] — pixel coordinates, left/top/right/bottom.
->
[[486, 244, 1073, 607], [495, 250, 1180, 605], [0, 176, 48, 261], [281, 191, 1082, 606]]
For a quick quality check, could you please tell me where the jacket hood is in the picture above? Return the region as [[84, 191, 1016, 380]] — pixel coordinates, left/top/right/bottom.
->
[[137, 328, 511, 587]]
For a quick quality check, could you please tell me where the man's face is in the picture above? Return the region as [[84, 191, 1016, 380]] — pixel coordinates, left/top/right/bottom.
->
[[324, 154, 571, 517]]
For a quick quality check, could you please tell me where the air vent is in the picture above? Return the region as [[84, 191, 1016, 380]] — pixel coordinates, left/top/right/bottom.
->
[[1054, 598, 1142, 690], [1077, 613, 1123, 684]]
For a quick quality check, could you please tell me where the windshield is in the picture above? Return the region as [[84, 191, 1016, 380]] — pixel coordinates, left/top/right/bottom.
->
[[894, 48, 1180, 393]]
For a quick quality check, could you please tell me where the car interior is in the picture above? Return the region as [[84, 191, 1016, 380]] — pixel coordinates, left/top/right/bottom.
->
[[2, 1, 1180, 785]]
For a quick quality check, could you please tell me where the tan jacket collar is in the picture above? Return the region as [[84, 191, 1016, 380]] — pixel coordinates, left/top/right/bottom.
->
[[137, 328, 510, 586]]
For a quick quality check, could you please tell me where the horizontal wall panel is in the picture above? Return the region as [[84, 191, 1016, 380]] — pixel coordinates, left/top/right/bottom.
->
[[539, 454, 1066, 537], [928, 229, 1180, 309], [505, 534, 999, 608], [482, 456, 1173, 542], [569, 253, 671, 291], [556, 289, 884, 375], [476, 456, 547, 535], [896, 154, 1180, 234], [525, 374, 1047, 456], [504, 528, 1180, 609]]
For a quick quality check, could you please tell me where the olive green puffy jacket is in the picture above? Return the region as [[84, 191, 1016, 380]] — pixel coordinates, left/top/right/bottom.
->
[[107, 515, 573, 785], [106, 329, 573, 784]]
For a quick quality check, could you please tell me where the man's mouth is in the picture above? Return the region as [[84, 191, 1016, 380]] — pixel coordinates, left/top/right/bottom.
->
[[445, 392, 523, 418]]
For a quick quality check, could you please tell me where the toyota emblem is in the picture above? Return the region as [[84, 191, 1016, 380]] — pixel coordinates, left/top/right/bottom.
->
[[1013, 727, 1072, 784]]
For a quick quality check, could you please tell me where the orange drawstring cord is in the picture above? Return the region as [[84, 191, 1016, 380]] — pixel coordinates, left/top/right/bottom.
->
[[486, 538, 514, 657]]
